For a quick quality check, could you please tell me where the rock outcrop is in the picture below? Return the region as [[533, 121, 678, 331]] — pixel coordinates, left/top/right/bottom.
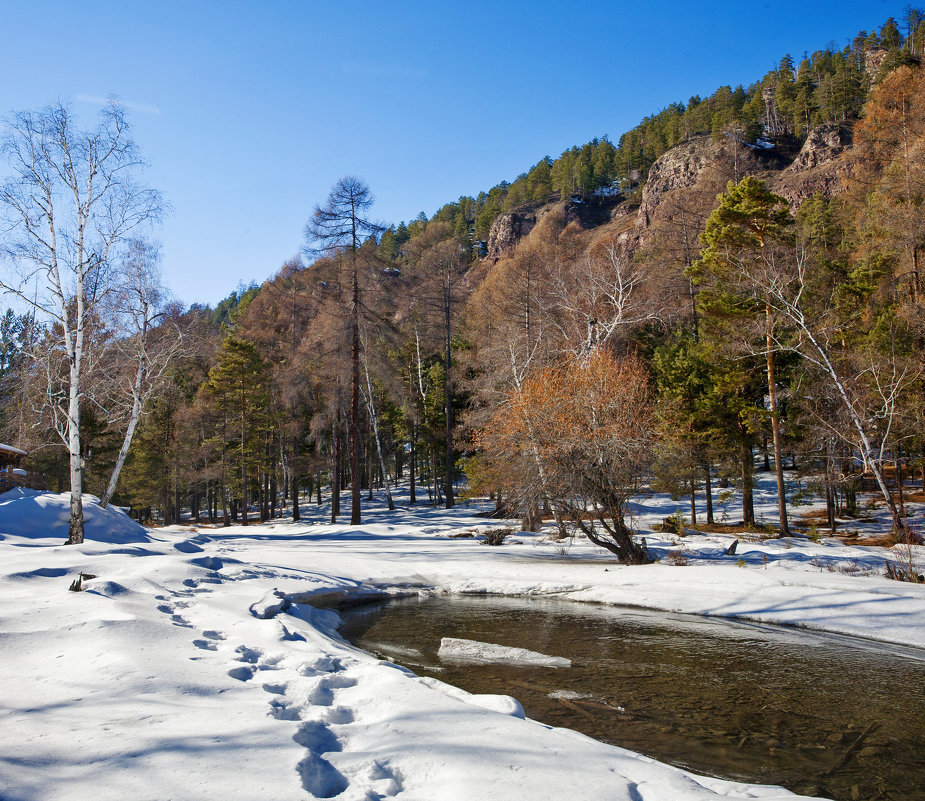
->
[[636, 135, 779, 233], [772, 123, 852, 208], [484, 126, 855, 265], [486, 209, 539, 261]]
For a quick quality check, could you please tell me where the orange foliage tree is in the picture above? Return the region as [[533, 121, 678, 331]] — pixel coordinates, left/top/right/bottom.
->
[[475, 349, 654, 563]]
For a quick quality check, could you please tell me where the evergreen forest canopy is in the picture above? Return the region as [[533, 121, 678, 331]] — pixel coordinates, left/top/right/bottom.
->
[[3, 11, 925, 555]]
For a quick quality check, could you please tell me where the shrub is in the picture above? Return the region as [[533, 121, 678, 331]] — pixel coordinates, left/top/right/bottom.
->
[[482, 527, 514, 546]]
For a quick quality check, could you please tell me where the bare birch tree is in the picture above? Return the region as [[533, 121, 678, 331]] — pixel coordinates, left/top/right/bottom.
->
[[0, 101, 162, 542], [99, 239, 180, 507]]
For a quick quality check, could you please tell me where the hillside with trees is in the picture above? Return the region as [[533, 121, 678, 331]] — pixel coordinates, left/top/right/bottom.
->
[[3, 12, 925, 553]]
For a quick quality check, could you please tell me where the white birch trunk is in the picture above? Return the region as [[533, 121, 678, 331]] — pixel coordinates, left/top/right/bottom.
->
[[100, 355, 145, 508], [363, 361, 394, 511]]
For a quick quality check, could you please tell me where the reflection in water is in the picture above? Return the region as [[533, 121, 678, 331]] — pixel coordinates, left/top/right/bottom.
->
[[337, 595, 925, 801]]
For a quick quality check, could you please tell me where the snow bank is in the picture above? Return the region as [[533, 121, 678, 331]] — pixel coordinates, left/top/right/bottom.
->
[[0, 488, 149, 544], [438, 636, 572, 667], [5, 477, 920, 800]]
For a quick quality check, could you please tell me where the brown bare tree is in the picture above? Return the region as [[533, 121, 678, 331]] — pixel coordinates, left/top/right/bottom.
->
[[305, 177, 383, 525]]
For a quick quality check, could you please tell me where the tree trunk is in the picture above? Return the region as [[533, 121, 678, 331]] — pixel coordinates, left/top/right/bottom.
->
[[100, 337, 147, 509], [896, 450, 906, 522], [67, 375, 85, 544], [331, 424, 341, 522], [704, 463, 714, 525], [765, 311, 790, 536], [270, 464, 277, 520], [577, 511, 648, 564], [741, 443, 755, 525], [689, 475, 697, 525], [291, 436, 300, 522], [362, 362, 394, 511], [444, 277, 455, 509], [350, 258, 362, 525], [409, 424, 417, 505]]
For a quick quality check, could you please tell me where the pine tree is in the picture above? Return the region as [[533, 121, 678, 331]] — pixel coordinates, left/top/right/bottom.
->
[[205, 336, 270, 526], [691, 177, 795, 534]]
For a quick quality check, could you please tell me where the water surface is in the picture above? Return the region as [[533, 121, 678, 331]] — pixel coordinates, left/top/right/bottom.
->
[[337, 594, 925, 801]]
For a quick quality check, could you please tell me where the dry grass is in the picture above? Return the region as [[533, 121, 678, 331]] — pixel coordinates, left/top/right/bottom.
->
[[663, 549, 690, 566], [838, 532, 895, 547], [798, 509, 838, 527], [687, 522, 776, 536]]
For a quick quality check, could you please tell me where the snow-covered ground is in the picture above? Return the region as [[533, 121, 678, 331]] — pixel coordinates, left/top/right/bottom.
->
[[1, 477, 924, 801]]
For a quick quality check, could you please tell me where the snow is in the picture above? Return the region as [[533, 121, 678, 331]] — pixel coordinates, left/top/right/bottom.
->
[[437, 636, 571, 667], [1, 477, 923, 800], [0, 488, 150, 543]]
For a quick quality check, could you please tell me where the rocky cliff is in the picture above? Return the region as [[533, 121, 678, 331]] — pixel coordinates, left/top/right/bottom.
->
[[772, 123, 852, 208], [485, 125, 854, 263], [486, 208, 540, 261]]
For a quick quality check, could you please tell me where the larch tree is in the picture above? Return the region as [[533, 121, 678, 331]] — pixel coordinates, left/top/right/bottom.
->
[[0, 101, 162, 543], [305, 177, 383, 525]]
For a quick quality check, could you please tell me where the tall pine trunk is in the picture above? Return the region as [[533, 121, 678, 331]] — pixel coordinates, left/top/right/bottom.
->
[[291, 436, 301, 522], [444, 276, 455, 509], [741, 443, 755, 525], [766, 309, 790, 536], [704, 463, 714, 525], [350, 254, 362, 525]]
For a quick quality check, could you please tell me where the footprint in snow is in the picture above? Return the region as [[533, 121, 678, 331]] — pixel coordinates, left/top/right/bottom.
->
[[323, 706, 354, 725], [293, 720, 341, 753], [227, 666, 255, 682], [268, 699, 301, 721], [296, 752, 349, 799], [308, 673, 359, 706], [234, 645, 262, 664], [155, 602, 194, 628], [300, 655, 344, 676], [367, 760, 404, 798]]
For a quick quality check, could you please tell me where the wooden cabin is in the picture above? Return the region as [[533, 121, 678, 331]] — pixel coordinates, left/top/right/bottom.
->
[[0, 444, 46, 492]]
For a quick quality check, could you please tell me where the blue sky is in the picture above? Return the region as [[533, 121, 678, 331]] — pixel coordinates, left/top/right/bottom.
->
[[0, 0, 899, 307]]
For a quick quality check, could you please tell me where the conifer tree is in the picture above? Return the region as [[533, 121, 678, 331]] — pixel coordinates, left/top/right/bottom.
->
[[205, 336, 269, 525], [305, 177, 383, 525], [692, 177, 795, 534]]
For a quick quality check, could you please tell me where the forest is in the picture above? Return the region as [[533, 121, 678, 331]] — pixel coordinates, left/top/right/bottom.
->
[[2, 11, 925, 556]]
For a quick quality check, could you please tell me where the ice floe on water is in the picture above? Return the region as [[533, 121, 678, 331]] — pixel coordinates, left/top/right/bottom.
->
[[438, 636, 572, 667]]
